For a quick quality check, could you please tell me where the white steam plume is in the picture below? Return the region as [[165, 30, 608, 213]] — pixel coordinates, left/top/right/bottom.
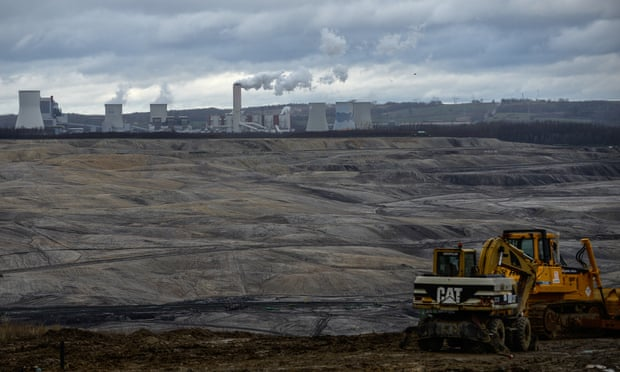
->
[[274, 69, 312, 95], [106, 84, 129, 104], [238, 65, 349, 96], [237, 71, 282, 90], [154, 83, 173, 104], [237, 68, 313, 96]]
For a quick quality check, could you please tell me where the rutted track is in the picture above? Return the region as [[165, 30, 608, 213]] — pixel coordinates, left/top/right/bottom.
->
[[0, 296, 414, 336]]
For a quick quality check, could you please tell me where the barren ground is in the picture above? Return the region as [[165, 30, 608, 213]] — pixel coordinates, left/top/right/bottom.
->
[[2, 328, 619, 371], [0, 136, 619, 370]]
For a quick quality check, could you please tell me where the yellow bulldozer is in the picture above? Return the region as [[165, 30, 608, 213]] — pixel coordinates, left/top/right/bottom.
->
[[412, 229, 620, 353]]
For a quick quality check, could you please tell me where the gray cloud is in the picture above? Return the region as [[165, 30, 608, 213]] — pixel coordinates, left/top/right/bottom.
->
[[1, 0, 619, 114], [320, 28, 347, 56], [319, 65, 349, 84], [375, 27, 423, 56]]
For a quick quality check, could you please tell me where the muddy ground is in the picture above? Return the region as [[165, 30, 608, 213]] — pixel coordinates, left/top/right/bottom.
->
[[1, 327, 619, 371]]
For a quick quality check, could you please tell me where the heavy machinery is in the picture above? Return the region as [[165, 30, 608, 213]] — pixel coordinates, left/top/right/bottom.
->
[[412, 229, 620, 353]]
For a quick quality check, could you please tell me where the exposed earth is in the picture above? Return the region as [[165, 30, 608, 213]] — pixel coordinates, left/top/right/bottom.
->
[[2, 328, 619, 371], [0, 136, 619, 370]]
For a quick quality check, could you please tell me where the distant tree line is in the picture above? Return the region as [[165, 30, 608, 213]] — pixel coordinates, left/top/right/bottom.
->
[[414, 121, 620, 146], [1, 121, 619, 146]]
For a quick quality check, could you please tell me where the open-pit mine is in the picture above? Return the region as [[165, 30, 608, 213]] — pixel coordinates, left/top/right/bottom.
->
[[1, 136, 619, 370]]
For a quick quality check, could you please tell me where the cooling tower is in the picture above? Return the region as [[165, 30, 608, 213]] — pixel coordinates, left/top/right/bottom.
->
[[353, 102, 373, 129], [306, 102, 328, 132], [278, 106, 291, 131], [232, 83, 242, 133], [150, 103, 167, 124], [15, 90, 45, 129], [102, 103, 124, 132], [333, 102, 355, 130]]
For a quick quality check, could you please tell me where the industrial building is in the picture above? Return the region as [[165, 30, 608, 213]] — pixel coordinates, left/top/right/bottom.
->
[[15, 90, 69, 131], [40, 96, 68, 128], [12, 87, 374, 134]]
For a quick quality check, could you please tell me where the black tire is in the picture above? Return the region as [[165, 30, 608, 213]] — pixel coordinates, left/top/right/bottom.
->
[[446, 338, 464, 349], [418, 337, 443, 352], [512, 317, 532, 352], [486, 318, 506, 345]]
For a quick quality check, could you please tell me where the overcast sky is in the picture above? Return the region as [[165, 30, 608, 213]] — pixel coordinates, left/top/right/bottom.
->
[[1, 0, 619, 114]]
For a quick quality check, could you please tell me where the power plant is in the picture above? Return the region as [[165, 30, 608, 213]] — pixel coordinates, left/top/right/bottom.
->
[[12, 86, 374, 134], [15, 90, 45, 130]]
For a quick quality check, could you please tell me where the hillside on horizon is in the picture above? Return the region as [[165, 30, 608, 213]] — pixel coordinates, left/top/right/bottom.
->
[[1, 99, 619, 131]]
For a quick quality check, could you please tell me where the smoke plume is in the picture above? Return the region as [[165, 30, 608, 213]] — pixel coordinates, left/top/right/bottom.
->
[[106, 84, 129, 104], [237, 68, 313, 95], [274, 69, 312, 95], [238, 65, 348, 96], [106, 84, 129, 105], [154, 83, 173, 104]]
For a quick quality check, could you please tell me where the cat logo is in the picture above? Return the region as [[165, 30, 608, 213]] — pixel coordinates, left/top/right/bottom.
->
[[437, 286, 463, 304]]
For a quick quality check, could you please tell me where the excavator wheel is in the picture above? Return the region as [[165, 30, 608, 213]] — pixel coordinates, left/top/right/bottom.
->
[[486, 318, 506, 345], [418, 337, 443, 352], [511, 317, 532, 352]]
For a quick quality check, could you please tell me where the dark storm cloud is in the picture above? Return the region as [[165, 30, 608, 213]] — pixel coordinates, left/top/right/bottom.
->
[[1, 0, 619, 114]]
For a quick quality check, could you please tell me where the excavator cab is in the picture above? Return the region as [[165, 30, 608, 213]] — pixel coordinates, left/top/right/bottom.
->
[[433, 244, 477, 277], [502, 229, 561, 266]]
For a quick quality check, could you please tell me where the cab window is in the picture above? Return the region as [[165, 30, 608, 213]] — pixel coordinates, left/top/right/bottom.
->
[[437, 252, 460, 276], [508, 238, 534, 259], [464, 251, 477, 276]]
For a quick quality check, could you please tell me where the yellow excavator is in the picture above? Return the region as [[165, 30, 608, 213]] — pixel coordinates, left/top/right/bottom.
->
[[412, 229, 619, 353]]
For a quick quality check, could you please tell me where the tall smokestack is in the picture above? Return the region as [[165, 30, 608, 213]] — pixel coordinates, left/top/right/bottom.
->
[[15, 90, 45, 129], [306, 102, 328, 132], [102, 103, 124, 132], [233, 83, 242, 133]]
